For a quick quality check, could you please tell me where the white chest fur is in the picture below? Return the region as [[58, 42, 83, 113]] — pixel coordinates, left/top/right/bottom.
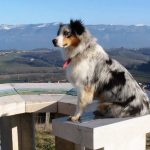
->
[[66, 59, 90, 87]]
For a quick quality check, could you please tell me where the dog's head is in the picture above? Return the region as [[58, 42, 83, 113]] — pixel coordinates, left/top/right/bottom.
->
[[52, 20, 85, 48]]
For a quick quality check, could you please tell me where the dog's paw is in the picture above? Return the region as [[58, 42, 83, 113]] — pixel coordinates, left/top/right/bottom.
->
[[68, 115, 80, 122]]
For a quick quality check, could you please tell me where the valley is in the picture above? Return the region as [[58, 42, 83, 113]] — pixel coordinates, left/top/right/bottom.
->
[[0, 48, 149, 83]]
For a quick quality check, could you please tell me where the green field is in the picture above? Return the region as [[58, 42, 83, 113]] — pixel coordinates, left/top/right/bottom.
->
[[0, 50, 65, 83], [0, 49, 149, 83]]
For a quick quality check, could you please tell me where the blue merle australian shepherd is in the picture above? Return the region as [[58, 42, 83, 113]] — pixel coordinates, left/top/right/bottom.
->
[[52, 19, 150, 121]]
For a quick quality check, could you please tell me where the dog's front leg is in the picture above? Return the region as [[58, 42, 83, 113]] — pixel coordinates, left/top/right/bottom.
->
[[71, 85, 94, 121]]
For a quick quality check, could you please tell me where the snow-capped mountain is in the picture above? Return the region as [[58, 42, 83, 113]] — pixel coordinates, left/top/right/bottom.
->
[[0, 23, 150, 50]]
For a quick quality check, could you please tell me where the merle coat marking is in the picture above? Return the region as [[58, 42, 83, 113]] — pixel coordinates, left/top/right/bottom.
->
[[52, 20, 150, 121]]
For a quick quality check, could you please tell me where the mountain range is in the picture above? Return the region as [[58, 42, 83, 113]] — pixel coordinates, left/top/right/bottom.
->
[[0, 23, 150, 50]]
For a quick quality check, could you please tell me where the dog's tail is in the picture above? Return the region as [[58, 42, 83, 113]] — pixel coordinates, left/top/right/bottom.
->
[[145, 94, 150, 114], [139, 91, 150, 115], [148, 98, 150, 113]]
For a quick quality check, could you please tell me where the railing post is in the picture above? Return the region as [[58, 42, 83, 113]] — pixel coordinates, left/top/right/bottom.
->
[[0, 113, 35, 150], [19, 113, 35, 150], [0, 116, 13, 150], [45, 112, 50, 130]]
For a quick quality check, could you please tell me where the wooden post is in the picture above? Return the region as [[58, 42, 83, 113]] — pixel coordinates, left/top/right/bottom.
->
[[19, 113, 35, 150], [0, 113, 35, 150], [45, 112, 50, 131], [0, 116, 13, 150]]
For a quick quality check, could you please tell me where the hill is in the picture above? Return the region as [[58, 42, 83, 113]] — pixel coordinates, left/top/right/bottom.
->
[[0, 49, 65, 83], [0, 23, 150, 49], [0, 48, 149, 83], [108, 47, 150, 82], [108, 48, 150, 69]]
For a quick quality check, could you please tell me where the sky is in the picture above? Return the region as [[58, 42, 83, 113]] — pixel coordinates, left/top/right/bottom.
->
[[0, 0, 150, 25]]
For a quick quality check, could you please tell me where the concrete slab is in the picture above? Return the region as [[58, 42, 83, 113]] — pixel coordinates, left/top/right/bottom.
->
[[58, 94, 99, 115], [58, 95, 77, 115], [52, 115, 150, 150], [0, 83, 75, 115], [11, 83, 73, 95], [0, 95, 25, 117], [0, 83, 18, 97], [21, 94, 64, 112]]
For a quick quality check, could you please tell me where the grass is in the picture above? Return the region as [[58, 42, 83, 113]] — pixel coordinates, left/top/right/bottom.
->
[[35, 130, 55, 150], [35, 120, 55, 150], [0, 50, 149, 83], [130, 70, 150, 83]]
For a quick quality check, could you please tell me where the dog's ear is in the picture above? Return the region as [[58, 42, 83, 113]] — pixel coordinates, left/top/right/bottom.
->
[[70, 19, 85, 35], [59, 23, 63, 28], [57, 23, 63, 35]]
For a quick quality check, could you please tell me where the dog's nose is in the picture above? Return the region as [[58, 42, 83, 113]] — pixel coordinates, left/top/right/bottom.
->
[[52, 39, 57, 46]]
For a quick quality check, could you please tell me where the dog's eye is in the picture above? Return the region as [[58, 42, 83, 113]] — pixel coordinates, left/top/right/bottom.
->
[[64, 31, 71, 37]]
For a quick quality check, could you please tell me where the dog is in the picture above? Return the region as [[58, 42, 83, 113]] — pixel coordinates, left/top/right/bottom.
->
[[52, 19, 150, 121]]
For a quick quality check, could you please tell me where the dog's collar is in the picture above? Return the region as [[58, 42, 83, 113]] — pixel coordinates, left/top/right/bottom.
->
[[63, 38, 96, 69], [63, 58, 72, 69], [63, 43, 90, 69]]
